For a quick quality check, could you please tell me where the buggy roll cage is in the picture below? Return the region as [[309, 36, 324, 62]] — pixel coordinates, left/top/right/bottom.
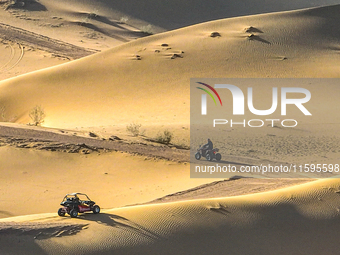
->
[[62, 193, 92, 202]]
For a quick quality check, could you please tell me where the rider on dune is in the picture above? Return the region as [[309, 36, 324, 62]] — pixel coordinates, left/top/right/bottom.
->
[[202, 138, 213, 152]]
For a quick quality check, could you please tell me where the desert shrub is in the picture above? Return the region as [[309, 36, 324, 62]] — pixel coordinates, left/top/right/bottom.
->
[[29, 105, 45, 126], [0, 106, 6, 121], [155, 130, 173, 145], [119, 16, 128, 24], [140, 24, 153, 35], [126, 123, 142, 137]]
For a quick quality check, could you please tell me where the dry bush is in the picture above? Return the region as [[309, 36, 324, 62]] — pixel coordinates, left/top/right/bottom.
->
[[29, 105, 45, 126], [0, 106, 6, 121], [140, 24, 153, 35], [126, 123, 143, 137], [119, 16, 128, 24], [155, 130, 173, 145]]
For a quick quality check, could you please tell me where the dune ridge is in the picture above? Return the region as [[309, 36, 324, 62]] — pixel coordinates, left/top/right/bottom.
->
[[34, 0, 340, 31], [1, 178, 340, 254], [0, 5, 340, 128]]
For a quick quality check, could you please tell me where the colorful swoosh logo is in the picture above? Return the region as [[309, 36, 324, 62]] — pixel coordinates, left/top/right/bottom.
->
[[196, 82, 223, 106]]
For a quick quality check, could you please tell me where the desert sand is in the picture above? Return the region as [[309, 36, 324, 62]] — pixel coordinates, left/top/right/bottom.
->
[[0, 1, 340, 254], [1, 5, 340, 128], [2, 178, 340, 255]]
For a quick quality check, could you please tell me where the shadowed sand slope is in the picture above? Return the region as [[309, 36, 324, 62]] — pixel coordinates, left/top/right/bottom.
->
[[1, 178, 340, 255], [0, 0, 148, 50], [37, 0, 340, 31], [0, 5, 340, 128], [1, 0, 339, 53]]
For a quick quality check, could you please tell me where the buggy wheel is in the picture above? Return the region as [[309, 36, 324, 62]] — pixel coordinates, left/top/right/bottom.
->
[[70, 209, 78, 218], [206, 152, 213, 161], [58, 208, 65, 217], [93, 205, 100, 214], [215, 153, 222, 161], [195, 152, 201, 160]]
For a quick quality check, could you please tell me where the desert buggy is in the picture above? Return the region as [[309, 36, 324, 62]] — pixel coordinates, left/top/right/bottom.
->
[[58, 193, 100, 218]]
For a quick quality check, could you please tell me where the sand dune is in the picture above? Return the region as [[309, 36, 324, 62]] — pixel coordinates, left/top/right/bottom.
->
[[0, 23, 95, 59], [0, 5, 340, 129], [147, 177, 314, 204], [29, 0, 340, 31], [0, 0, 149, 81], [2, 0, 338, 58], [0, 37, 71, 81], [0, 122, 320, 218], [1, 1, 339, 81], [1, 4, 340, 254], [1, 178, 340, 254], [0, 142, 313, 218], [0, 145, 212, 218], [0, 0, 147, 50]]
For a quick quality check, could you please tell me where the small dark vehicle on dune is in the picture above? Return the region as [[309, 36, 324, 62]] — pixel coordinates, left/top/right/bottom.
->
[[195, 146, 222, 162], [58, 193, 100, 218]]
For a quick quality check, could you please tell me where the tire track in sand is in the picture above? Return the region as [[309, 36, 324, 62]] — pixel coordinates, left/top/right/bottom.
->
[[0, 41, 15, 71], [0, 42, 24, 72], [0, 23, 96, 59], [7, 42, 24, 71]]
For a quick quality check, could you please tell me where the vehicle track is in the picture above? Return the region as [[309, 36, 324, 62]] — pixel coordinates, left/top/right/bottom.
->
[[0, 42, 24, 72], [0, 41, 15, 71], [0, 23, 96, 59], [7, 42, 24, 71]]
